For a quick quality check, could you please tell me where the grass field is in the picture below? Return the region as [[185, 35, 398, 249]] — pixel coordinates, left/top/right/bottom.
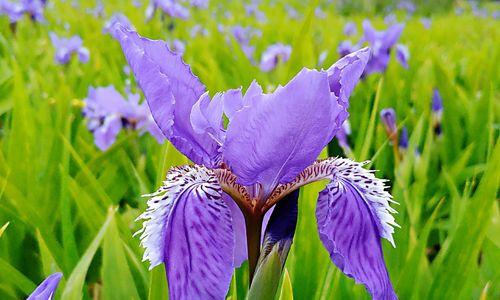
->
[[0, 0, 499, 299]]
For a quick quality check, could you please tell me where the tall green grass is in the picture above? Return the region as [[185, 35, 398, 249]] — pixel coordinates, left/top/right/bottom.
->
[[0, 1, 498, 299]]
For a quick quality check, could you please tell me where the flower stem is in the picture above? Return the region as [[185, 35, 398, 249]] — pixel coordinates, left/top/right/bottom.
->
[[244, 213, 263, 285]]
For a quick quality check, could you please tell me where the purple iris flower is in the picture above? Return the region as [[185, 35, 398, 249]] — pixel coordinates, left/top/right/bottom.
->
[[245, 3, 266, 22], [49, 32, 90, 65], [232, 25, 261, 61], [431, 88, 443, 136], [397, 0, 416, 14], [380, 108, 397, 140], [27, 272, 62, 300], [86, 0, 104, 18], [285, 4, 299, 20], [190, 0, 208, 9], [420, 17, 431, 29], [395, 44, 409, 69], [0, 0, 44, 23], [146, 0, 189, 21], [169, 38, 185, 54], [116, 27, 398, 300], [384, 13, 397, 25], [259, 43, 292, 72], [103, 13, 134, 39], [362, 20, 404, 76], [337, 40, 359, 58], [344, 21, 357, 36], [190, 24, 208, 37], [399, 126, 408, 149], [83, 85, 165, 151]]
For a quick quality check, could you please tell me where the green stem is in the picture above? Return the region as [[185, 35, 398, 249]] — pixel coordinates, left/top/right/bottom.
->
[[244, 213, 263, 286]]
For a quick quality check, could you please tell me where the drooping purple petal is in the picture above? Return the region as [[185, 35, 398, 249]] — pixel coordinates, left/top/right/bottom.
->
[[316, 158, 398, 300], [27, 272, 62, 300], [137, 165, 235, 299], [221, 192, 247, 267], [116, 28, 222, 167]]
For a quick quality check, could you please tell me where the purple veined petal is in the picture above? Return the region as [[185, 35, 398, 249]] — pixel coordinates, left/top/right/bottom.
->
[[395, 44, 409, 69], [27, 272, 63, 300], [315, 158, 398, 300], [223, 68, 338, 196], [136, 165, 235, 299], [116, 27, 222, 167]]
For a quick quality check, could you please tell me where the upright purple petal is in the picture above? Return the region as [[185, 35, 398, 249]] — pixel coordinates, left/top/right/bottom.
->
[[116, 28, 222, 167], [137, 165, 235, 299], [223, 69, 340, 195], [27, 272, 62, 300], [326, 47, 370, 132], [224, 49, 368, 195], [315, 158, 398, 300]]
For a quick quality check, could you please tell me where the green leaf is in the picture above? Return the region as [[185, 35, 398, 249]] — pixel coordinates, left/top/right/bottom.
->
[[61, 208, 115, 300], [278, 269, 293, 300], [101, 214, 141, 300], [0, 258, 36, 295], [246, 246, 282, 300], [148, 265, 169, 300]]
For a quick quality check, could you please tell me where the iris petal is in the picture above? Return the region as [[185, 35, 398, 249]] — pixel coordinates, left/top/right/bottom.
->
[[137, 165, 235, 299], [27, 272, 63, 300], [116, 27, 221, 167], [315, 158, 398, 300]]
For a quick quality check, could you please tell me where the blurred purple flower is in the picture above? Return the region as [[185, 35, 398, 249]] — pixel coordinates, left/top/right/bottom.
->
[[384, 13, 397, 25], [231, 25, 261, 61], [396, 44, 409, 68], [0, 0, 44, 23], [83, 85, 165, 150], [432, 88, 443, 114], [245, 3, 266, 22], [315, 6, 326, 19], [285, 4, 299, 20], [169, 38, 185, 54], [380, 108, 397, 140], [337, 40, 359, 58], [146, 0, 189, 21], [190, 24, 208, 37], [362, 20, 404, 76], [318, 50, 328, 66], [49, 32, 90, 64], [103, 13, 134, 39], [86, 0, 104, 18], [420, 17, 431, 28], [27, 273, 62, 300], [191, 0, 208, 9], [343, 21, 357, 36], [259, 43, 292, 72], [397, 0, 416, 14], [399, 126, 408, 149], [116, 26, 398, 300]]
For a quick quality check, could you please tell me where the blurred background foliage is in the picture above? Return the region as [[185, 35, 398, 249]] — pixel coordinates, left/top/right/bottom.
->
[[0, 0, 498, 299]]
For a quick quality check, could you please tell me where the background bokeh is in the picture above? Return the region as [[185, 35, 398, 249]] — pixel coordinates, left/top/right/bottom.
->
[[0, 0, 498, 299]]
